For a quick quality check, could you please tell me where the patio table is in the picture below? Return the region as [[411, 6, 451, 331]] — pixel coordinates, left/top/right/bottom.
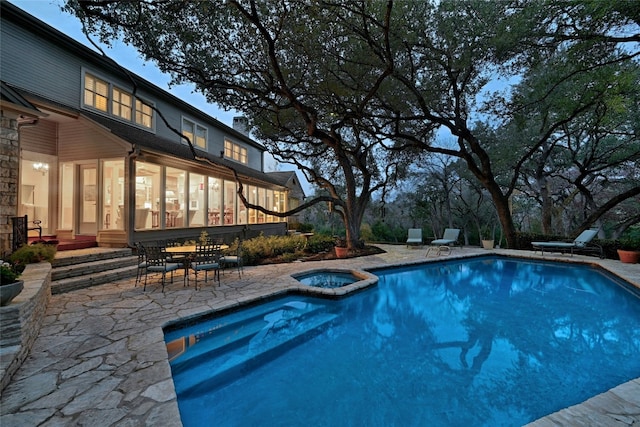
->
[[165, 244, 229, 255]]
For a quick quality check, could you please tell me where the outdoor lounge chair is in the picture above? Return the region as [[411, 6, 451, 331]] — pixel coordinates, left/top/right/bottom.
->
[[531, 229, 603, 258], [430, 228, 460, 246], [406, 228, 423, 247], [425, 228, 461, 257]]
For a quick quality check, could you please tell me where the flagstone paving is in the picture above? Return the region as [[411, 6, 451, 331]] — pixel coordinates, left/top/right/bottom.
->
[[1, 245, 638, 426]]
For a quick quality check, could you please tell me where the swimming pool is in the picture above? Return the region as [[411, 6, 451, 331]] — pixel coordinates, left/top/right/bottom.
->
[[164, 256, 640, 426]]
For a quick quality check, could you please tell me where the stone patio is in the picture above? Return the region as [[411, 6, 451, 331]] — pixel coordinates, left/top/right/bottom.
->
[[0, 245, 638, 426]]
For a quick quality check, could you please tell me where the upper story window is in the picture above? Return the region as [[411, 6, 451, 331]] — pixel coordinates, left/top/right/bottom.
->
[[83, 71, 154, 129], [84, 74, 108, 112], [225, 139, 248, 164], [182, 118, 207, 148], [136, 100, 153, 129], [112, 87, 132, 121]]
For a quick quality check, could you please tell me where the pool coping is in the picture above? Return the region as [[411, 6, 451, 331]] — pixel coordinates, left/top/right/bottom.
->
[[0, 246, 638, 426]]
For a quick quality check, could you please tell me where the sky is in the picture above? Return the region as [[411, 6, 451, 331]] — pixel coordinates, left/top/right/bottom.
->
[[9, 0, 311, 190]]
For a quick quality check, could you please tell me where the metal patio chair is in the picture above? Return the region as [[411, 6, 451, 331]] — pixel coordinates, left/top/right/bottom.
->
[[143, 245, 182, 291], [220, 240, 244, 278], [187, 243, 221, 290]]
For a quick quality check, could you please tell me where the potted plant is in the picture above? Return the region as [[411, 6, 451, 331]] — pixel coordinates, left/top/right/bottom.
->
[[617, 237, 640, 264], [334, 237, 349, 258], [0, 260, 24, 306], [480, 225, 495, 249]]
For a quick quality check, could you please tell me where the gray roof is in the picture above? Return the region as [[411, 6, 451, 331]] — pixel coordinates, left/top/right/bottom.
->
[[266, 171, 306, 198], [0, 81, 42, 115], [82, 110, 286, 188]]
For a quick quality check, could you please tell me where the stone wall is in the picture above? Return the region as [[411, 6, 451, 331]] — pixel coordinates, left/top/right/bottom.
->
[[0, 262, 52, 392], [0, 114, 20, 258]]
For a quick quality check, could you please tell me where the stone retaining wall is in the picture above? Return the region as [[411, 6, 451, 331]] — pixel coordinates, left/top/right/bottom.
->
[[0, 262, 52, 391]]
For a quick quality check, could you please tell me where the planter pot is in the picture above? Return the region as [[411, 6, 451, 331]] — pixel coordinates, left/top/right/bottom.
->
[[0, 280, 24, 306], [334, 247, 349, 259], [481, 240, 494, 249], [617, 249, 640, 264]]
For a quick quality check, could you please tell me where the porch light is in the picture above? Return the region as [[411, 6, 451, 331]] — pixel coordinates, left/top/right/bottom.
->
[[33, 162, 49, 175]]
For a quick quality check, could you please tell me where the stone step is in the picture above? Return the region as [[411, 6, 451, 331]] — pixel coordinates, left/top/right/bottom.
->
[[52, 248, 133, 268], [51, 255, 138, 281], [51, 264, 140, 295]]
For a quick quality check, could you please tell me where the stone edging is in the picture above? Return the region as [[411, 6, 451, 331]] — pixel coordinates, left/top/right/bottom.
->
[[0, 262, 52, 392]]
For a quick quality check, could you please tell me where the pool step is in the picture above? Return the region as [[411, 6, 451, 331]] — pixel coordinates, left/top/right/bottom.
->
[[169, 302, 338, 395], [168, 300, 329, 373]]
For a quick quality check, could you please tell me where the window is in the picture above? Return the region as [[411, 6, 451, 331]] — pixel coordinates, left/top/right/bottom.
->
[[83, 71, 153, 129], [182, 118, 207, 148], [136, 99, 153, 128], [166, 167, 186, 228], [112, 88, 132, 121], [188, 173, 206, 227], [224, 140, 248, 164], [208, 177, 222, 225], [134, 162, 161, 230], [223, 180, 236, 224], [102, 160, 125, 230], [84, 73, 108, 112]]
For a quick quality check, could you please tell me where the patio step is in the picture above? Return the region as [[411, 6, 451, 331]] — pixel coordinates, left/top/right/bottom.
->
[[169, 300, 338, 395], [51, 248, 138, 294]]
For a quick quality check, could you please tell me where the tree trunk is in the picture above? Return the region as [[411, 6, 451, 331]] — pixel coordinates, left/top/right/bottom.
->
[[540, 182, 553, 234]]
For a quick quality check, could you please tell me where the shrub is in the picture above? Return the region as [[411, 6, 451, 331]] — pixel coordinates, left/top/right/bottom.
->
[[9, 243, 57, 265], [240, 234, 307, 265], [618, 236, 640, 251], [306, 234, 335, 253], [287, 222, 314, 233]]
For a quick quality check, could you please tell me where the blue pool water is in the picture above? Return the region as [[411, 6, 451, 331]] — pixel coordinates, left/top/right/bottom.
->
[[164, 257, 640, 426]]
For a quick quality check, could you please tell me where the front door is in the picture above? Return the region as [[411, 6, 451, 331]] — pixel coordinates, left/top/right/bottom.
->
[[79, 164, 97, 235]]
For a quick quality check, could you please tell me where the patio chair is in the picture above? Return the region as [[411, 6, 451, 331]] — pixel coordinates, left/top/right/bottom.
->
[[531, 229, 603, 258], [406, 228, 423, 247], [143, 245, 182, 291], [430, 228, 460, 246], [220, 240, 244, 278], [188, 243, 221, 290]]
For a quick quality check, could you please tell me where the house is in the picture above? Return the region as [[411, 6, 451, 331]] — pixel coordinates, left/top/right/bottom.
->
[[0, 1, 303, 254], [266, 171, 306, 225]]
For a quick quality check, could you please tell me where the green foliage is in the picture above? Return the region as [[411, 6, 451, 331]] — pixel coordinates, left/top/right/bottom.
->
[[514, 232, 565, 251], [617, 236, 640, 251], [369, 221, 407, 243], [306, 234, 335, 253], [9, 243, 57, 265], [240, 234, 307, 265], [288, 222, 314, 233], [1, 261, 21, 284], [233, 233, 343, 265]]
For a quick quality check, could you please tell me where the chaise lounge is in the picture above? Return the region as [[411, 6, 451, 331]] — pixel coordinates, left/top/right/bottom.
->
[[430, 228, 460, 246], [406, 228, 423, 247], [531, 229, 604, 258], [425, 228, 460, 257]]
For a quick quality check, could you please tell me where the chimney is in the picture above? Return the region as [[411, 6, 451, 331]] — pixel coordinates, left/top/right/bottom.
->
[[232, 116, 249, 136]]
